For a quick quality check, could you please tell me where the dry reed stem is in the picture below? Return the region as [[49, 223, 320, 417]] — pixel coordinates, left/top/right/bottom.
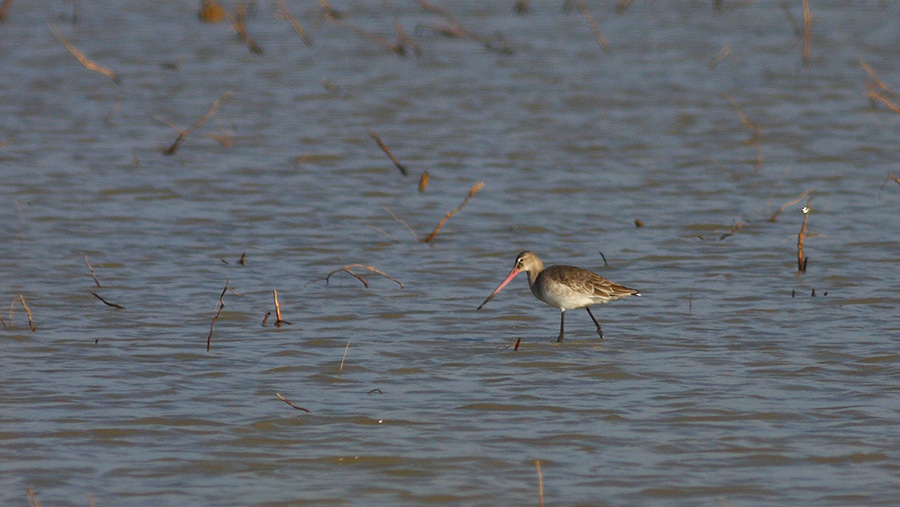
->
[[275, 392, 311, 413], [417, 0, 512, 54], [228, 3, 263, 54], [422, 182, 484, 243], [261, 311, 271, 326], [207, 277, 230, 352], [797, 200, 810, 273], [859, 59, 900, 101], [27, 488, 42, 507], [277, 0, 312, 46], [18, 294, 35, 332], [47, 22, 121, 84], [321, 3, 405, 55], [339, 339, 351, 375], [418, 171, 429, 192], [573, 0, 610, 52], [239, 252, 246, 265], [867, 91, 900, 114], [368, 129, 409, 176], [780, 2, 801, 35], [770, 188, 812, 221], [395, 20, 421, 56], [881, 173, 900, 189], [325, 264, 405, 288], [163, 90, 233, 155], [91, 291, 125, 309], [535, 460, 544, 507], [801, 0, 811, 65], [0, 311, 6, 327], [83, 255, 101, 287], [514, 337, 521, 351]]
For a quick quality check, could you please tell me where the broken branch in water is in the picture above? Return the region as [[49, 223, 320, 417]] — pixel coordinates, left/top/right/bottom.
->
[[422, 182, 484, 243], [91, 291, 125, 309], [797, 200, 810, 273], [273, 289, 292, 327], [47, 21, 121, 84], [206, 277, 230, 352], [325, 264, 404, 288], [276, 0, 312, 46], [83, 255, 101, 287], [770, 188, 812, 221], [163, 90, 233, 155], [276, 392, 311, 413], [572, 0, 610, 52], [368, 129, 409, 176]]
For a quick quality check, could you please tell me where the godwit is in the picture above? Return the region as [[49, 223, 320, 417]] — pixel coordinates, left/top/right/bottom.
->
[[477, 251, 640, 342]]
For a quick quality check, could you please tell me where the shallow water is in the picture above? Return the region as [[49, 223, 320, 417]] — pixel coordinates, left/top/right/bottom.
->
[[2, 1, 900, 505]]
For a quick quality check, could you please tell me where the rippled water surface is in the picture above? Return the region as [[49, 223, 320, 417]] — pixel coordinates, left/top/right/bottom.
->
[[3, 1, 900, 505]]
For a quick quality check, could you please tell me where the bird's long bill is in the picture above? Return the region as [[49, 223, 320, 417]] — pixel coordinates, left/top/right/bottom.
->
[[476, 267, 521, 310]]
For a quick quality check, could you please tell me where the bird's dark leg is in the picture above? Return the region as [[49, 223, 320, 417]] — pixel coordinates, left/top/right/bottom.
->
[[557, 309, 565, 343], [585, 307, 604, 339]]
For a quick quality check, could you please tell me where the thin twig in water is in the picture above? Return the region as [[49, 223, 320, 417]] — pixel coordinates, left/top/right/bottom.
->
[[418, 0, 512, 54], [368, 129, 408, 176], [770, 188, 812, 221], [261, 310, 271, 327], [339, 339, 351, 375], [723, 93, 763, 171], [207, 277, 230, 352], [573, 0, 609, 52], [535, 460, 544, 507], [228, 3, 263, 54], [277, 0, 312, 46], [83, 255, 101, 287], [385, 207, 421, 241], [27, 487, 42, 507], [276, 392, 311, 413], [422, 182, 484, 243], [163, 91, 233, 155], [514, 337, 522, 351], [321, 2, 406, 54], [325, 264, 405, 288], [47, 22, 121, 84], [91, 291, 125, 309]]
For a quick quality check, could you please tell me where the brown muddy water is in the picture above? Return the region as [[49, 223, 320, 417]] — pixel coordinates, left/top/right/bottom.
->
[[2, 1, 900, 505]]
